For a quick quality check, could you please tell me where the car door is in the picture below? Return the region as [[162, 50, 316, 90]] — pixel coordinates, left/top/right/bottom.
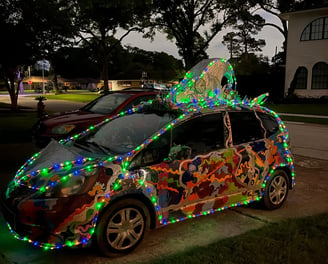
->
[[227, 110, 270, 200], [147, 112, 241, 222]]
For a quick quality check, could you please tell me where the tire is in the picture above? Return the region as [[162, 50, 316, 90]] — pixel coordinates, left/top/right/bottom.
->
[[95, 198, 150, 257], [263, 169, 289, 210]]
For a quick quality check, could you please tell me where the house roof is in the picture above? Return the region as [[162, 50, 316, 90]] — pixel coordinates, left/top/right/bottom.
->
[[280, 6, 328, 20]]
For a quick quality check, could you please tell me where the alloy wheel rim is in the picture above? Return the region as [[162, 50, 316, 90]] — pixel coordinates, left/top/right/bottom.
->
[[106, 207, 144, 250], [269, 175, 287, 205]]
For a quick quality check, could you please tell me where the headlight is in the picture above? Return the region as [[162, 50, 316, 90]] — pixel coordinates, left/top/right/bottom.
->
[[51, 124, 76, 135], [43, 169, 98, 198]]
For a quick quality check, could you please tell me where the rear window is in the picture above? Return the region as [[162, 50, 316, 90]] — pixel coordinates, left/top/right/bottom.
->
[[82, 93, 132, 114], [257, 112, 279, 138], [229, 111, 265, 145]]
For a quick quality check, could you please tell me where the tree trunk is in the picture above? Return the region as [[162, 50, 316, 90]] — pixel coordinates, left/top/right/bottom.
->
[[7, 77, 19, 111], [53, 71, 60, 94], [102, 54, 109, 92], [49, 62, 60, 94]]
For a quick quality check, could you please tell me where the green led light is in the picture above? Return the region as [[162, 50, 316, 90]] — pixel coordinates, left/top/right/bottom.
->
[[86, 165, 93, 171], [61, 176, 69, 182], [96, 202, 104, 210], [89, 126, 95, 130], [113, 183, 121, 190], [66, 241, 74, 247], [151, 197, 156, 203]]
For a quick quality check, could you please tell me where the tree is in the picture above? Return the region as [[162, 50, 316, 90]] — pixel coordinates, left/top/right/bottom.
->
[[52, 47, 100, 79], [149, 0, 251, 69], [245, 0, 303, 58], [0, 0, 77, 109], [222, 32, 242, 59], [222, 13, 266, 58], [75, 0, 153, 92], [124, 47, 184, 81], [0, 0, 37, 110]]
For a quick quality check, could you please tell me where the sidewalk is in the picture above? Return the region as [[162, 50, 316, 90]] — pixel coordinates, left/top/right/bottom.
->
[[0, 93, 86, 113]]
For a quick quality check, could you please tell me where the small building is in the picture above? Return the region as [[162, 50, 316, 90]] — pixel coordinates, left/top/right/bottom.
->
[[281, 5, 328, 98], [23, 76, 52, 92]]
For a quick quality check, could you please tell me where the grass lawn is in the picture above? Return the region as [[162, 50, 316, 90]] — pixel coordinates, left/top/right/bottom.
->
[[0, 111, 38, 143], [265, 103, 328, 116], [147, 213, 328, 264]]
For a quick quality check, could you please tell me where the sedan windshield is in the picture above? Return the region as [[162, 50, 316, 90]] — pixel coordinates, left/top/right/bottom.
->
[[75, 112, 174, 154], [82, 93, 132, 114]]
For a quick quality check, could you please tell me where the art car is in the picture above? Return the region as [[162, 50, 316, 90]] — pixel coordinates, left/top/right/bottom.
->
[[0, 58, 295, 256]]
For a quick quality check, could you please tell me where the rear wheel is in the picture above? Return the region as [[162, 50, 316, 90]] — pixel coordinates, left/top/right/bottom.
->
[[263, 170, 289, 210], [95, 199, 150, 257]]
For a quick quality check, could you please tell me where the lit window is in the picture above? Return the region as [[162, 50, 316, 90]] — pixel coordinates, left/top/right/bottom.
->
[[312, 62, 328, 89], [301, 17, 328, 41]]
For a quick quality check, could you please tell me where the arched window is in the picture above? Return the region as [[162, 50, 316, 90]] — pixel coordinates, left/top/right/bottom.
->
[[312, 62, 328, 89], [294, 67, 308, 89], [301, 17, 328, 41]]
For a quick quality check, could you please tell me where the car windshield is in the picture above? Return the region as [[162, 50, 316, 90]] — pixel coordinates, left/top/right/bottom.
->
[[74, 112, 175, 155], [81, 93, 132, 114]]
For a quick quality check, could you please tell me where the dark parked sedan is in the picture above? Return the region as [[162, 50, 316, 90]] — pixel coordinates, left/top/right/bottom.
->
[[32, 89, 163, 147]]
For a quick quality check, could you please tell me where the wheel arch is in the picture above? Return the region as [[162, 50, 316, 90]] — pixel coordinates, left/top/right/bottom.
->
[[97, 193, 157, 230], [275, 166, 293, 190]]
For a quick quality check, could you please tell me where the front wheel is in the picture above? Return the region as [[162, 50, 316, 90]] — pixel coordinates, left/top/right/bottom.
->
[[95, 199, 150, 257], [263, 170, 289, 210]]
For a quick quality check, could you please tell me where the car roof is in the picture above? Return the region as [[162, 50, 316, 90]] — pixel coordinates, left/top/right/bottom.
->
[[112, 88, 166, 93]]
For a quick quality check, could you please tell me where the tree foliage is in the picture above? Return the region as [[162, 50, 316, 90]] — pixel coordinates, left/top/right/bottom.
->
[[0, 0, 77, 109], [222, 13, 265, 58], [52, 47, 100, 79], [124, 47, 184, 81], [245, 0, 302, 57], [75, 0, 153, 91], [149, 0, 251, 69]]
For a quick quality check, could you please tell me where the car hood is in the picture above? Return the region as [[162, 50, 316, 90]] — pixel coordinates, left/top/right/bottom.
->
[[9, 140, 101, 191], [42, 110, 107, 127]]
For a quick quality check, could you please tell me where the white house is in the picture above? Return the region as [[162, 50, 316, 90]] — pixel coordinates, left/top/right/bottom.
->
[[281, 6, 328, 98]]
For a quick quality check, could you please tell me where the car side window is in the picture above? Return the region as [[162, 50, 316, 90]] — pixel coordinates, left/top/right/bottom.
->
[[129, 130, 171, 169], [257, 112, 279, 137], [229, 111, 265, 145], [172, 113, 224, 156]]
